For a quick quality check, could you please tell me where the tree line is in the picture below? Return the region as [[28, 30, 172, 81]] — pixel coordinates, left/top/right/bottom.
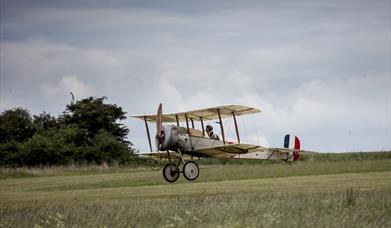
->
[[0, 97, 137, 167]]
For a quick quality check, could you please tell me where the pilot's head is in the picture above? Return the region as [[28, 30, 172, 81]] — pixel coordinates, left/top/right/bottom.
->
[[206, 124, 213, 132]]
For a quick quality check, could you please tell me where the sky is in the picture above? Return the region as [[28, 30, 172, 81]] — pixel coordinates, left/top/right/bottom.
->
[[1, 0, 390, 152]]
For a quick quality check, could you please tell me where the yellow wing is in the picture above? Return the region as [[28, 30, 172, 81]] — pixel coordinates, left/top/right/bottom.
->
[[137, 151, 182, 159], [192, 144, 301, 161], [191, 143, 266, 158], [131, 105, 261, 122]]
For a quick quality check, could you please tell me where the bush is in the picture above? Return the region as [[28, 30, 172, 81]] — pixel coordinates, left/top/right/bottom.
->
[[0, 140, 21, 166], [78, 130, 132, 165]]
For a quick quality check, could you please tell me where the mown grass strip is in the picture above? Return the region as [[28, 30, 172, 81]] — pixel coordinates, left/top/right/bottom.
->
[[1, 171, 390, 204]]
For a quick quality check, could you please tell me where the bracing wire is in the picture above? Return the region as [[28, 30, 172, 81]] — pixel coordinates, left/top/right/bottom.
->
[[239, 115, 248, 143], [224, 118, 232, 140], [251, 113, 260, 145]]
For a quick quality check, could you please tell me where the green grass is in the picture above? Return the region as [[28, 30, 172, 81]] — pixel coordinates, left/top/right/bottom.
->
[[1, 154, 391, 227], [299, 151, 391, 161]]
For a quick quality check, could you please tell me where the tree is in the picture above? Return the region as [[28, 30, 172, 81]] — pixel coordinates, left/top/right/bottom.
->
[[20, 124, 81, 166], [0, 140, 20, 166], [33, 112, 59, 131], [80, 130, 132, 164], [0, 97, 135, 166], [61, 97, 129, 143], [0, 108, 35, 143]]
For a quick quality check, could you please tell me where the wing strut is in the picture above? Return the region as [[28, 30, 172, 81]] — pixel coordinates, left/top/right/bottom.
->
[[232, 112, 240, 144], [185, 113, 190, 133], [200, 117, 205, 136], [217, 108, 226, 144], [143, 116, 153, 152], [175, 115, 179, 127]]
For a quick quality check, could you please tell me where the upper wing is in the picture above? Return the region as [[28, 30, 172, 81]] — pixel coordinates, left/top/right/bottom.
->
[[131, 105, 261, 123], [191, 143, 267, 159]]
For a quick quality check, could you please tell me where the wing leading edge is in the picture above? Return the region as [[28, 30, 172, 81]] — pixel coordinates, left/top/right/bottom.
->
[[131, 105, 261, 123]]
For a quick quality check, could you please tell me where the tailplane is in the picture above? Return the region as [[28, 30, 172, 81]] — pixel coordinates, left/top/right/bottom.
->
[[284, 134, 300, 161]]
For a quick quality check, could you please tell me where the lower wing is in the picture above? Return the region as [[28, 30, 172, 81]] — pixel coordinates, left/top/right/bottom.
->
[[192, 144, 301, 161]]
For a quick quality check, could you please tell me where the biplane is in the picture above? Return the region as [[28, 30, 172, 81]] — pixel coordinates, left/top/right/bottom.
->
[[131, 104, 302, 182]]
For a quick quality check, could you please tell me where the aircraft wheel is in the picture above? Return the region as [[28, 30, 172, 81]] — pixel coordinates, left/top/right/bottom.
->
[[163, 163, 180, 182], [183, 161, 199, 181]]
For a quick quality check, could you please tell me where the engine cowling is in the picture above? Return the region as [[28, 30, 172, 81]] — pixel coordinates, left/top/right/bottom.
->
[[157, 125, 192, 152]]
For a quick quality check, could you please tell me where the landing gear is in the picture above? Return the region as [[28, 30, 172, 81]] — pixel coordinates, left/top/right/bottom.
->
[[183, 161, 199, 181], [162, 150, 200, 183], [162, 163, 180, 182]]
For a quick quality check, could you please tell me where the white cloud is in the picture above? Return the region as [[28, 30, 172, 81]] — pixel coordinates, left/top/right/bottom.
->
[[41, 76, 96, 106], [0, 100, 14, 111]]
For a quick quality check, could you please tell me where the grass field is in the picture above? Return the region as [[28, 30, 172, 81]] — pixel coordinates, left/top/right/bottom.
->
[[1, 153, 391, 227]]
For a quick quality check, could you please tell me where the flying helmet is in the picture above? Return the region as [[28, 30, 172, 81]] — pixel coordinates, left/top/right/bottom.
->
[[206, 124, 213, 132]]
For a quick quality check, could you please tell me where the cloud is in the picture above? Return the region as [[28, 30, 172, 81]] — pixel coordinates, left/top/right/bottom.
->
[[0, 0, 390, 152], [42, 75, 96, 102], [0, 38, 122, 113]]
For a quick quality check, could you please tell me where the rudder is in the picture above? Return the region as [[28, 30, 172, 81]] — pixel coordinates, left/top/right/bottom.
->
[[284, 134, 300, 161]]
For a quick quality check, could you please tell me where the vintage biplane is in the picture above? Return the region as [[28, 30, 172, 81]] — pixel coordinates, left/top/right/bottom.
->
[[131, 104, 301, 182]]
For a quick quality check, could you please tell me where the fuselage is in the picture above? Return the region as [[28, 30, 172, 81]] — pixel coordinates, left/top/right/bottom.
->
[[159, 125, 223, 154]]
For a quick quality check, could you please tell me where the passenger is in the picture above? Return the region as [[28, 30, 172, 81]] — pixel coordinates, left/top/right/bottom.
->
[[205, 124, 220, 140]]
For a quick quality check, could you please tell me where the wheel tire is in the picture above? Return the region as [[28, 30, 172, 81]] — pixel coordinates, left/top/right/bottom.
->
[[163, 163, 180, 182], [183, 161, 199, 181]]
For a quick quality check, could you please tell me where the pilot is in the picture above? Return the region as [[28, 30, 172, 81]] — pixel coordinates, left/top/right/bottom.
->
[[205, 124, 220, 140]]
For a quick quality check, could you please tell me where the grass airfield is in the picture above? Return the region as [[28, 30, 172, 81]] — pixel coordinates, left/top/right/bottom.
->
[[1, 153, 391, 227]]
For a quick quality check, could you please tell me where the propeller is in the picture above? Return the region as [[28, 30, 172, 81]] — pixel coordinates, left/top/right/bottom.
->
[[156, 103, 163, 152]]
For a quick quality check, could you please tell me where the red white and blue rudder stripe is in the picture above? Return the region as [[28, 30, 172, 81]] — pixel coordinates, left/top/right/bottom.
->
[[284, 134, 301, 161]]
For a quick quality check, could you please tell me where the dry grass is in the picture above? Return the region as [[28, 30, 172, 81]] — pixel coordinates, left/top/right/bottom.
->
[[1, 188, 390, 227]]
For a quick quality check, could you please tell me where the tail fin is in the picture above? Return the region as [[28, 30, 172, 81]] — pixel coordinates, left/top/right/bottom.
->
[[284, 134, 300, 161]]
